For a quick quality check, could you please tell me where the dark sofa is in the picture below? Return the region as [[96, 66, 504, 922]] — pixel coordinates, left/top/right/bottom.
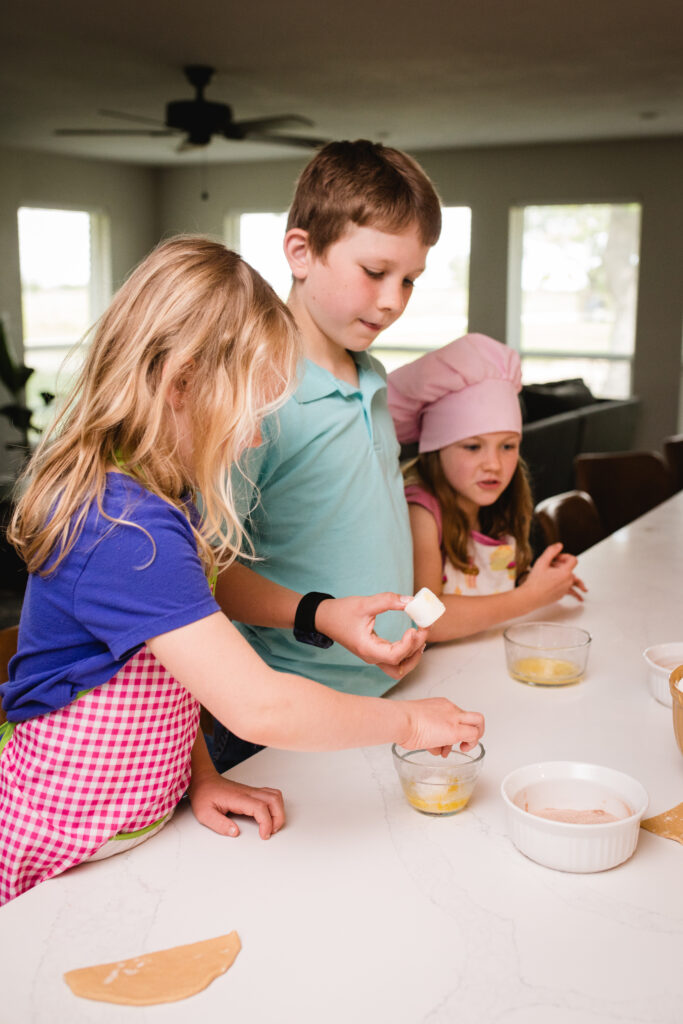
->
[[399, 378, 641, 505], [520, 380, 641, 503]]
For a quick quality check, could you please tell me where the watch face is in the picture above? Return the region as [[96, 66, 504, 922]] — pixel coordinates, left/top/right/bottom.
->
[[293, 627, 334, 649]]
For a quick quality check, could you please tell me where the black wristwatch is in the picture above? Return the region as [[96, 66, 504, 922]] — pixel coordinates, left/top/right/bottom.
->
[[293, 592, 334, 648]]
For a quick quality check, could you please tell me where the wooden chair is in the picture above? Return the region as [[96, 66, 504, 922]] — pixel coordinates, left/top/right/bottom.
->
[[534, 490, 606, 555], [0, 624, 19, 726], [663, 434, 683, 491], [574, 451, 676, 535]]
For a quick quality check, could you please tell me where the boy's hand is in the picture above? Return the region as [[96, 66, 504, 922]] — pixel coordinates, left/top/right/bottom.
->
[[188, 769, 285, 840], [400, 697, 485, 757], [315, 594, 428, 680]]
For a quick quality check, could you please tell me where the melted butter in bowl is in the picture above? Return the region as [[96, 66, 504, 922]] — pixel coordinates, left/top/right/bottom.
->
[[392, 743, 485, 816], [510, 656, 583, 686], [503, 623, 591, 687], [402, 775, 473, 815]]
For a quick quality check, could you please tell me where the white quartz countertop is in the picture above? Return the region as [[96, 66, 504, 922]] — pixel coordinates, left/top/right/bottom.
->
[[4, 494, 683, 1023]]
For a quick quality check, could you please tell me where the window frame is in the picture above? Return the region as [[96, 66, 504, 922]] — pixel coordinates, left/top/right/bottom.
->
[[17, 202, 112, 413]]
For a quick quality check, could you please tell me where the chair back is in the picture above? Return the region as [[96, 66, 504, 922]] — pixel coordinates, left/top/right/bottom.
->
[[663, 434, 683, 491], [574, 451, 676, 535], [535, 490, 606, 555]]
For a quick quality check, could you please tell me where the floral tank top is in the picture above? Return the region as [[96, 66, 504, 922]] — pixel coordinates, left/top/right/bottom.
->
[[405, 484, 517, 596]]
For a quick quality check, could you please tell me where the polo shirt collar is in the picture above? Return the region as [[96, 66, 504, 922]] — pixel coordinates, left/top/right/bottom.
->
[[294, 352, 385, 405]]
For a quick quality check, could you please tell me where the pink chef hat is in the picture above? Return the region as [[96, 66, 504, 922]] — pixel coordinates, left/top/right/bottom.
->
[[387, 334, 522, 453]]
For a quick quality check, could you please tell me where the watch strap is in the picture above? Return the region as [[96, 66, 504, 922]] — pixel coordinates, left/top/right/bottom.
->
[[293, 592, 334, 648]]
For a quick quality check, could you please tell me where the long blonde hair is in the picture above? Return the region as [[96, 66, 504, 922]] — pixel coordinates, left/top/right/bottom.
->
[[10, 236, 301, 576], [404, 451, 534, 577]]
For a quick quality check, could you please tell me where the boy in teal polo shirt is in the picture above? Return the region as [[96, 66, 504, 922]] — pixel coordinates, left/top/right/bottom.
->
[[212, 140, 442, 770]]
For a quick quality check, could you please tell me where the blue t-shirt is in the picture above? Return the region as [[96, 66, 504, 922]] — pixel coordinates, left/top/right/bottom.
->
[[1, 473, 219, 722]]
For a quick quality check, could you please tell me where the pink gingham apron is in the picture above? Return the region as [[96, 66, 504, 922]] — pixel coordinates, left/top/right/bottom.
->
[[0, 645, 200, 904]]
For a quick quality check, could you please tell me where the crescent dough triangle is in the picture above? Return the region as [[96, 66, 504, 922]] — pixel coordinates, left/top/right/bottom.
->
[[641, 803, 683, 844], [64, 931, 241, 1005]]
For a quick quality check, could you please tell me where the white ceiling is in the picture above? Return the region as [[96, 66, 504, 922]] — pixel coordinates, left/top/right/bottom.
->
[[3, 0, 683, 166]]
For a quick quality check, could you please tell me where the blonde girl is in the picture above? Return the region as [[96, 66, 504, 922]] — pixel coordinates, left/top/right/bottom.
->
[[388, 334, 586, 643], [0, 238, 483, 904]]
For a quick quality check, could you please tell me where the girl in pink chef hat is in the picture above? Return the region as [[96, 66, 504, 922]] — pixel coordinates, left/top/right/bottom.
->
[[387, 334, 586, 642]]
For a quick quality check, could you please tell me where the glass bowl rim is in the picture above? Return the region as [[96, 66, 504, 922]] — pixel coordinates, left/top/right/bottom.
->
[[503, 621, 591, 650], [391, 741, 485, 768]]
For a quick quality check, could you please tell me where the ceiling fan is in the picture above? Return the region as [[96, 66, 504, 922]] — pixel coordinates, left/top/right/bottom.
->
[[55, 65, 327, 150]]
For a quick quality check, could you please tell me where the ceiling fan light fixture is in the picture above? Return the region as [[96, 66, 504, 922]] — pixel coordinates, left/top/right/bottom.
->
[[54, 65, 326, 152]]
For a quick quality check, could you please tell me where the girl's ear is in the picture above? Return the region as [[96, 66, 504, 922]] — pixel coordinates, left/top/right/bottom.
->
[[165, 362, 195, 411], [283, 228, 312, 280]]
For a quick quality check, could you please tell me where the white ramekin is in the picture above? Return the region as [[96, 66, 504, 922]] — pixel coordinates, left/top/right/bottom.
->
[[643, 643, 683, 707], [500, 761, 648, 873]]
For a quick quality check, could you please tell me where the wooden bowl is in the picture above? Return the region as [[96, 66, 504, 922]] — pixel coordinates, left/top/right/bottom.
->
[[668, 665, 683, 756]]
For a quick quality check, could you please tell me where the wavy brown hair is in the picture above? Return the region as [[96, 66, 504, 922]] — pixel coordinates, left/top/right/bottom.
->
[[286, 140, 442, 255], [404, 450, 534, 577], [10, 236, 301, 577]]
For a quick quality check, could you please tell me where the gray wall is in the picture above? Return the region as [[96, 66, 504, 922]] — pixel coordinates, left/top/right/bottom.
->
[[159, 136, 683, 449]]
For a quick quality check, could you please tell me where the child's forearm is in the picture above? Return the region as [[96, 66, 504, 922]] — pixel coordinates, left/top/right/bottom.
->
[[215, 561, 300, 627], [149, 613, 484, 754], [189, 727, 219, 783], [215, 565, 426, 678], [426, 586, 537, 642], [149, 612, 409, 751], [426, 545, 587, 641], [230, 675, 412, 751]]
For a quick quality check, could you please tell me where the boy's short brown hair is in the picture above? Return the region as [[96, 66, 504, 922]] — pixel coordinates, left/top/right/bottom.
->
[[286, 139, 442, 256]]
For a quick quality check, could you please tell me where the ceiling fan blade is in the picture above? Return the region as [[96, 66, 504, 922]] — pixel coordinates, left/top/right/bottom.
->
[[53, 65, 322, 153], [98, 109, 169, 127], [54, 128, 176, 137], [175, 137, 205, 153], [242, 132, 328, 149], [232, 114, 314, 134]]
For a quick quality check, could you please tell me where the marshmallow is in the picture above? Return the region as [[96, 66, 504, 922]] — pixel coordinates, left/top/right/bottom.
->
[[405, 587, 446, 628]]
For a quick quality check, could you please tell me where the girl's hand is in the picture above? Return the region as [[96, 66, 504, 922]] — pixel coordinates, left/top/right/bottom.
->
[[399, 697, 485, 757], [315, 593, 429, 680], [188, 768, 285, 840], [522, 543, 587, 605]]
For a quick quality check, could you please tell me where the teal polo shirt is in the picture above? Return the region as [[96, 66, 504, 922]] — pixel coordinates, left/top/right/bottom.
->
[[235, 352, 413, 697]]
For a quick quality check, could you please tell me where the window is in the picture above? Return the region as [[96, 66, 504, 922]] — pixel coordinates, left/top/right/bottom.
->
[[17, 206, 111, 433], [508, 203, 641, 398], [374, 207, 471, 371], [230, 211, 291, 301], [230, 206, 472, 372]]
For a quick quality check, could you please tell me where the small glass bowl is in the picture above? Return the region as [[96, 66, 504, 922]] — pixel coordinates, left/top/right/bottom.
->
[[392, 743, 485, 816], [503, 622, 591, 687]]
